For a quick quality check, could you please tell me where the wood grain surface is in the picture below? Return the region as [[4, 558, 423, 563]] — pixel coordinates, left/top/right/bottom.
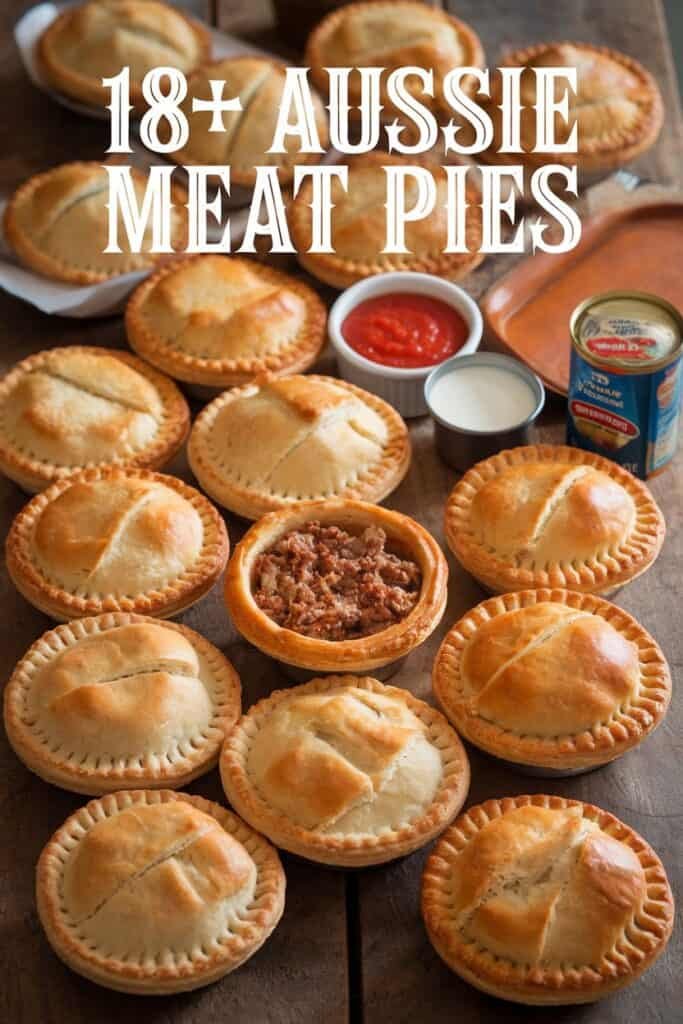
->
[[0, 1, 681, 1022]]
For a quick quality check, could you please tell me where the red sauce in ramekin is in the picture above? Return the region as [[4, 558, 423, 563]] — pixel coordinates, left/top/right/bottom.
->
[[341, 293, 469, 369]]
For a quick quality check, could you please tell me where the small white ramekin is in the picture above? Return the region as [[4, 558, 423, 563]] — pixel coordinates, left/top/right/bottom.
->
[[328, 272, 483, 418]]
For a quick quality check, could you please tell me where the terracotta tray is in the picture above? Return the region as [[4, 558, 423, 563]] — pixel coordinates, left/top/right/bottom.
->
[[481, 200, 683, 394]]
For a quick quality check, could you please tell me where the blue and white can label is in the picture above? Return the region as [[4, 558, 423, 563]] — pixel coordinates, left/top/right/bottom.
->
[[567, 292, 682, 479]]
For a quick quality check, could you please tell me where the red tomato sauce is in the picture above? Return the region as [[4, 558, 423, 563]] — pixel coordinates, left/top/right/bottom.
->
[[342, 293, 469, 369]]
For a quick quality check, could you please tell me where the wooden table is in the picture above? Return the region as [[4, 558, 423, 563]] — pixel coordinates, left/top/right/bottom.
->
[[0, 3, 681, 1022]]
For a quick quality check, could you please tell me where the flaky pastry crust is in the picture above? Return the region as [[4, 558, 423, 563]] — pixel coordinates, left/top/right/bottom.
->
[[37, 790, 285, 993], [422, 795, 674, 1005], [224, 499, 448, 673], [6, 466, 229, 622], [125, 255, 327, 389], [0, 346, 189, 492], [5, 612, 242, 794], [188, 374, 411, 519], [288, 151, 484, 289], [444, 445, 665, 595], [221, 675, 470, 867], [433, 589, 671, 771]]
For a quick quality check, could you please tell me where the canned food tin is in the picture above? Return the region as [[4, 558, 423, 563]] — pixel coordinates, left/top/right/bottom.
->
[[567, 291, 683, 478]]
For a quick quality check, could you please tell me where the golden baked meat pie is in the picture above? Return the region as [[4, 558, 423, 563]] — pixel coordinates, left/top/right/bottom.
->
[[5, 613, 241, 794], [0, 346, 189, 492], [480, 43, 663, 181], [221, 675, 470, 867], [433, 589, 671, 774], [168, 57, 328, 187], [224, 499, 448, 675], [38, 0, 210, 112], [6, 467, 228, 621], [422, 795, 674, 1004], [126, 255, 326, 391], [4, 162, 188, 284], [188, 374, 411, 519], [37, 790, 285, 993], [445, 445, 665, 595], [305, 1, 484, 119], [288, 151, 484, 289]]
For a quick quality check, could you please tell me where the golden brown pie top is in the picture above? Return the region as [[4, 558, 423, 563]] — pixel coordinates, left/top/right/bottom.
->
[[445, 446, 665, 594], [484, 43, 663, 170], [170, 57, 329, 185], [433, 590, 671, 770], [289, 152, 483, 288], [306, 1, 484, 116], [37, 791, 285, 993], [0, 347, 189, 490], [6, 467, 228, 620], [221, 675, 469, 866], [4, 615, 241, 793], [4, 162, 188, 284], [422, 797, 674, 1004], [125, 256, 326, 388], [39, 0, 210, 110], [188, 375, 411, 518]]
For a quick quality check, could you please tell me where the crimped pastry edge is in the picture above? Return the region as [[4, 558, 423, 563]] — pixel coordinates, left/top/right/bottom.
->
[[37, 2, 211, 114], [125, 254, 327, 387], [443, 445, 665, 595], [5, 466, 229, 622], [432, 588, 671, 770], [422, 794, 674, 1005], [3, 162, 189, 284], [221, 674, 470, 867], [288, 151, 485, 290], [36, 790, 285, 994], [224, 498, 448, 672], [187, 374, 412, 519], [305, 0, 485, 119], [4, 612, 242, 794], [0, 347, 190, 492], [479, 41, 664, 173]]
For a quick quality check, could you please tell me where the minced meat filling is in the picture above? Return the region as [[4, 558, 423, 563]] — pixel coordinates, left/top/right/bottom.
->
[[252, 521, 422, 641]]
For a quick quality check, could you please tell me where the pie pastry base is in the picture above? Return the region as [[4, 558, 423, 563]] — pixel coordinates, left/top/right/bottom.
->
[[422, 795, 674, 1005], [188, 375, 411, 519], [433, 589, 671, 773], [4, 613, 242, 794], [221, 675, 470, 867], [444, 445, 665, 595], [0, 347, 190, 492], [288, 152, 484, 290], [224, 499, 448, 674], [37, 790, 285, 993], [6, 466, 229, 622], [125, 255, 327, 390], [38, 1, 211, 112]]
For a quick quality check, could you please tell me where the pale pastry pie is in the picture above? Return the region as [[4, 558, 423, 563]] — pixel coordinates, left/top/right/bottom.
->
[[444, 445, 665, 595], [480, 43, 663, 179], [0, 347, 189, 492], [37, 790, 285, 993], [6, 467, 229, 622], [221, 675, 470, 867], [4, 162, 188, 284], [288, 152, 484, 289], [188, 374, 411, 519], [433, 589, 671, 774], [125, 255, 326, 390], [4, 613, 241, 794], [38, 0, 210, 112], [168, 57, 329, 186], [422, 795, 674, 1005], [225, 499, 448, 675], [305, 1, 484, 119]]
